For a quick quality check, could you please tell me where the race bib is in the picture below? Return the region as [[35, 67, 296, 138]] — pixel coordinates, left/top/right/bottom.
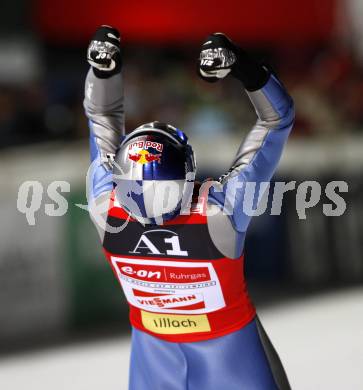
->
[[110, 257, 226, 314]]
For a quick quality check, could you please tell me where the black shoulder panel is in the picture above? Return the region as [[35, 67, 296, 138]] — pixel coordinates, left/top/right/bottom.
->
[[103, 216, 224, 260]]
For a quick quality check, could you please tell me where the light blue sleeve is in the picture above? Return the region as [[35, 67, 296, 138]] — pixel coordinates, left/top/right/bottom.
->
[[209, 74, 295, 233], [83, 68, 125, 200], [88, 120, 114, 200]]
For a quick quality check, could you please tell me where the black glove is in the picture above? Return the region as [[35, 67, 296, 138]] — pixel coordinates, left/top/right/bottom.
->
[[198, 33, 269, 91], [87, 25, 122, 78]]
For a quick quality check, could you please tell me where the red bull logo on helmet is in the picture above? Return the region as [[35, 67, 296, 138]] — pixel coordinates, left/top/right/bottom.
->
[[128, 140, 163, 165]]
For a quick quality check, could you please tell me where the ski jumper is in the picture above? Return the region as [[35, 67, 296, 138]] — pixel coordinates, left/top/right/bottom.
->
[[84, 66, 294, 389]]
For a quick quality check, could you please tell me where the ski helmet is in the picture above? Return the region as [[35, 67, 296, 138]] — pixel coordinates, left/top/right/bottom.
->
[[113, 121, 196, 224]]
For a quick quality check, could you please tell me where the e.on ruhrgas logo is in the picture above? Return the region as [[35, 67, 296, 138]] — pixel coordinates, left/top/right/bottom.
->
[[118, 261, 212, 311], [128, 140, 163, 165], [111, 258, 226, 314], [119, 262, 211, 284]]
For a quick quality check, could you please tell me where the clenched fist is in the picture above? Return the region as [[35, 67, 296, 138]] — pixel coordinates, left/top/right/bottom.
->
[[87, 25, 122, 78], [198, 33, 238, 82], [198, 32, 269, 90]]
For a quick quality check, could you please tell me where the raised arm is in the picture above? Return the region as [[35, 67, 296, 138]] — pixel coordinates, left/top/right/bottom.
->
[[83, 26, 125, 236], [223, 75, 294, 232], [198, 33, 294, 233]]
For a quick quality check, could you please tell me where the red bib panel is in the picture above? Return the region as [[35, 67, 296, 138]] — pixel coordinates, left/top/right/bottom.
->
[[102, 194, 255, 342]]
